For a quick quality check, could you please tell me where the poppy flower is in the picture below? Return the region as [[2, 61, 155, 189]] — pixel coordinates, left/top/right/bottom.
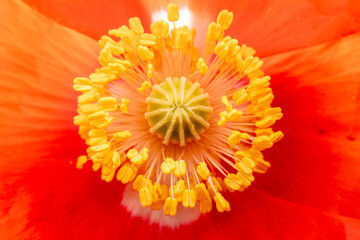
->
[[1, 0, 360, 239]]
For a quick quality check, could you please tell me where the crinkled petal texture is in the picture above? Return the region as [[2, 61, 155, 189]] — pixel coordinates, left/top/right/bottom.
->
[[1, 0, 360, 240], [22, 0, 151, 40], [259, 33, 360, 219]]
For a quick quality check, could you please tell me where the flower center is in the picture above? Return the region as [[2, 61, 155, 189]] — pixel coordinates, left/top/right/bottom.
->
[[146, 77, 212, 146], [73, 3, 284, 221]]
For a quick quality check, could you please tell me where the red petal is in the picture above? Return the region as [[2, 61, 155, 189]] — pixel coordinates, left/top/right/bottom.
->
[[2, 161, 355, 240], [257, 33, 360, 219], [0, 0, 98, 170], [22, 0, 151, 40]]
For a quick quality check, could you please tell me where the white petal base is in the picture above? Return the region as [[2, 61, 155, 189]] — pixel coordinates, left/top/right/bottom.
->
[[121, 184, 201, 228]]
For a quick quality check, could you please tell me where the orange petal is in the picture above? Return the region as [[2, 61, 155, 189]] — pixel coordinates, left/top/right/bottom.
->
[[257, 33, 360, 219], [23, 0, 151, 40], [0, 0, 99, 169], [154, 0, 360, 56]]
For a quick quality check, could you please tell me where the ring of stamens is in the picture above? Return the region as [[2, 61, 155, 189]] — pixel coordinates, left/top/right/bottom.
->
[[145, 77, 212, 146], [73, 3, 283, 218]]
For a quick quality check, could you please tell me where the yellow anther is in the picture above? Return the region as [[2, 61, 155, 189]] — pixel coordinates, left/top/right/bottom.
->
[[89, 150, 107, 163], [217, 110, 228, 126], [239, 44, 256, 58], [217, 118, 227, 126], [87, 129, 106, 138], [217, 10, 233, 30], [211, 176, 223, 192], [116, 163, 131, 182], [92, 162, 102, 171], [182, 189, 196, 208], [140, 148, 149, 161], [88, 136, 108, 146], [78, 126, 91, 139], [108, 62, 128, 73], [160, 162, 171, 175], [264, 107, 281, 115], [88, 110, 106, 121], [98, 97, 118, 111], [133, 175, 144, 191], [206, 22, 224, 42], [104, 150, 121, 167], [270, 131, 284, 143], [214, 41, 229, 59], [167, 3, 179, 22], [173, 159, 186, 177], [196, 58, 208, 74], [127, 149, 138, 159], [129, 17, 144, 35], [150, 201, 162, 211], [147, 64, 153, 79], [214, 192, 230, 212], [233, 88, 250, 106], [255, 128, 273, 136], [78, 89, 100, 104], [258, 93, 274, 106], [227, 109, 243, 121], [89, 73, 116, 85], [164, 197, 178, 216], [160, 157, 176, 175], [101, 165, 113, 177], [224, 173, 243, 191], [127, 165, 138, 183], [199, 197, 212, 213], [156, 184, 168, 201], [220, 111, 228, 119], [252, 136, 273, 151], [73, 77, 92, 92], [197, 162, 210, 180], [73, 114, 88, 126], [138, 80, 152, 93], [243, 156, 256, 168], [235, 150, 253, 160], [151, 20, 170, 38], [90, 142, 111, 153], [112, 131, 131, 141], [263, 107, 283, 121], [139, 187, 153, 207], [130, 155, 144, 165], [109, 26, 132, 42], [228, 131, 250, 148], [139, 33, 157, 46], [244, 57, 263, 75], [174, 179, 186, 195], [76, 155, 88, 169], [256, 116, 276, 128], [78, 103, 100, 115], [174, 31, 189, 50], [137, 45, 154, 61], [103, 170, 116, 182], [127, 148, 148, 166], [88, 111, 113, 128], [234, 161, 253, 175], [120, 98, 130, 113], [195, 183, 210, 199], [250, 76, 271, 86], [227, 38, 238, 48], [221, 96, 233, 112]]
